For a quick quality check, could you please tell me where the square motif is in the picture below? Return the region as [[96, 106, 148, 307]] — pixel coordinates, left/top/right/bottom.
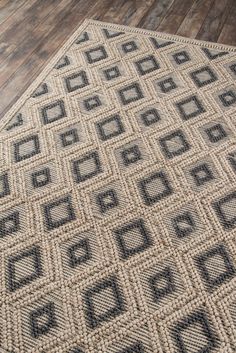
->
[[230, 63, 236, 75], [158, 77, 177, 93], [96, 114, 125, 141], [67, 238, 91, 269], [138, 171, 173, 206], [60, 128, 80, 147], [172, 211, 196, 238], [219, 90, 236, 107], [149, 266, 175, 303], [83, 276, 125, 329], [194, 244, 236, 291], [140, 108, 160, 126], [83, 95, 102, 111], [72, 151, 102, 183], [7, 245, 42, 292], [171, 310, 219, 353], [65, 71, 89, 92], [205, 123, 227, 143], [96, 189, 119, 213], [172, 51, 190, 65], [103, 66, 121, 80], [41, 100, 66, 125], [190, 163, 215, 187], [121, 145, 142, 166], [31, 167, 51, 188], [29, 301, 57, 338], [121, 41, 138, 54], [85, 45, 108, 64], [113, 219, 153, 259], [190, 66, 217, 88], [0, 172, 10, 198], [118, 83, 144, 105], [14, 134, 40, 163], [212, 191, 236, 230], [135, 55, 160, 75], [43, 195, 76, 230], [0, 211, 20, 238], [176, 95, 206, 120], [159, 129, 190, 159]]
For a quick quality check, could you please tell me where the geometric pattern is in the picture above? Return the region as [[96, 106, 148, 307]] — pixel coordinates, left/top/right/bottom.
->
[[1, 19, 236, 352]]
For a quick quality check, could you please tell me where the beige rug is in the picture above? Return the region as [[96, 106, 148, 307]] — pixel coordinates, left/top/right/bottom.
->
[[1, 19, 236, 353]]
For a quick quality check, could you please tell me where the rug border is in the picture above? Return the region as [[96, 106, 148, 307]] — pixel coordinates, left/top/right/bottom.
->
[[1, 18, 236, 131]]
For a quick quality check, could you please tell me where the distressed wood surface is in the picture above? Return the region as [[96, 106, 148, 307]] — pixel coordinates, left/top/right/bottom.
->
[[0, 0, 235, 119]]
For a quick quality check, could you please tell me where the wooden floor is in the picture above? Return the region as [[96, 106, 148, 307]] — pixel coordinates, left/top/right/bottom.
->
[[0, 0, 236, 120]]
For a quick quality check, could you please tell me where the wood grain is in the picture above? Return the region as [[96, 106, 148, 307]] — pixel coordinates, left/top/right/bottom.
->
[[0, 0, 235, 120]]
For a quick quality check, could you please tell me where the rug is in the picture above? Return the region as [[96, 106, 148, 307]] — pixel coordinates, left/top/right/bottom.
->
[[1, 19, 236, 353]]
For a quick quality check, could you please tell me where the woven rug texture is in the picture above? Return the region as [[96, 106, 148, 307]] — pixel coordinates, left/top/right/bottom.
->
[[1, 19, 236, 353]]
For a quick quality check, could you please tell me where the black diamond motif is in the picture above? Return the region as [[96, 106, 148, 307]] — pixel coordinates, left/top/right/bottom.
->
[[212, 191, 236, 230], [43, 195, 76, 230], [65, 71, 89, 92], [30, 302, 57, 338], [201, 47, 228, 60], [96, 189, 119, 213], [228, 152, 236, 173], [14, 134, 40, 163], [75, 31, 89, 44], [84, 276, 125, 329], [150, 37, 173, 49], [138, 171, 173, 206], [229, 63, 236, 75], [67, 238, 91, 268], [7, 245, 42, 292], [60, 128, 79, 147], [176, 95, 206, 120], [84, 95, 102, 111], [140, 108, 160, 126], [0, 172, 10, 198], [121, 41, 138, 53], [0, 211, 20, 238], [171, 310, 219, 353], [31, 167, 51, 188], [55, 55, 70, 69], [85, 46, 108, 64], [32, 83, 48, 98], [172, 211, 196, 238], [219, 90, 236, 107], [121, 145, 142, 166], [195, 244, 236, 291], [118, 83, 144, 105], [190, 66, 217, 87], [158, 77, 177, 93], [69, 348, 84, 353], [159, 129, 190, 159], [114, 219, 152, 259], [103, 66, 121, 80], [73, 151, 102, 183], [6, 113, 23, 131], [118, 342, 145, 353], [190, 163, 215, 187], [41, 100, 66, 125], [135, 55, 160, 75], [103, 28, 124, 38], [173, 51, 190, 64], [96, 114, 125, 141], [205, 123, 227, 143], [149, 266, 175, 303]]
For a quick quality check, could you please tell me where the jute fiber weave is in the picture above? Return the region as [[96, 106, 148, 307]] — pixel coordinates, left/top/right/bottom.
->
[[1, 19, 236, 353]]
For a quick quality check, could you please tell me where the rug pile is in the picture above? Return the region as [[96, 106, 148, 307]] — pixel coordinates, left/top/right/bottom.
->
[[1, 19, 236, 353]]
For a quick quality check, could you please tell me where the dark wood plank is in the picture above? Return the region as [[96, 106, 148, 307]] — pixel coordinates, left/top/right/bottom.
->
[[157, 0, 196, 34], [196, 0, 233, 42], [138, 0, 175, 30], [217, 1, 236, 45], [177, 0, 214, 38], [0, 0, 27, 26]]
